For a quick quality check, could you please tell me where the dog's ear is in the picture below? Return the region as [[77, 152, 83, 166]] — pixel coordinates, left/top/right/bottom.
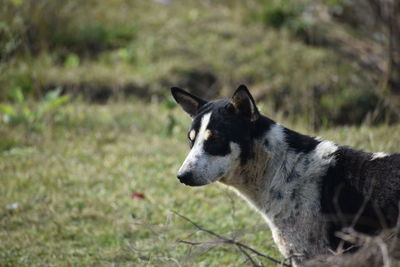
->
[[227, 84, 260, 121], [171, 87, 207, 117]]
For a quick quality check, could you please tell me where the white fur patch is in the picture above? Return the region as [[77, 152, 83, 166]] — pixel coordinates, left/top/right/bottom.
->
[[314, 140, 338, 160], [266, 124, 286, 150], [371, 152, 388, 160], [179, 112, 211, 172], [263, 124, 288, 187]]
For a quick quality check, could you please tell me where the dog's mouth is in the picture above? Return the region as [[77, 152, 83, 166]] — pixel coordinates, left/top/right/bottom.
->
[[177, 172, 211, 187], [178, 178, 206, 187]]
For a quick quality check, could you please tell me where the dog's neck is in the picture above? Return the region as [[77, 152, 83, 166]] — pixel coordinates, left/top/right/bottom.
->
[[220, 138, 272, 206], [221, 122, 337, 215], [220, 122, 337, 263], [221, 123, 294, 209]]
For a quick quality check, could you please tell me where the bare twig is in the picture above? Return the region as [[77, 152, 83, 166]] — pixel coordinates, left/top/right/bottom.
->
[[389, 203, 400, 251], [236, 244, 262, 267], [376, 237, 391, 267], [173, 211, 291, 267]]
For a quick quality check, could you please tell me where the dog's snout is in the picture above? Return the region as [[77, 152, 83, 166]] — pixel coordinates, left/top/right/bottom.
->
[[177, 172, 193, 183]]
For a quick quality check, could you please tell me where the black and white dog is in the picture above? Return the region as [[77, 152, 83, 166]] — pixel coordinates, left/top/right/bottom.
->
[[171, 85, 400, 265]]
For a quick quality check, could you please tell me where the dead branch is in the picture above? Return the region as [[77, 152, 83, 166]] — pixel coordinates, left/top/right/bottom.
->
[[173, 211, 291, 267], [303, 226, 400, 267]]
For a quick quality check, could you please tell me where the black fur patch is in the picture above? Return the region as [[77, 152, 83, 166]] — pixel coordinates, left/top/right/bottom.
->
[[253, 116, 275, 140], [284, 128, 320, 154], [320, 146, 400, 250]]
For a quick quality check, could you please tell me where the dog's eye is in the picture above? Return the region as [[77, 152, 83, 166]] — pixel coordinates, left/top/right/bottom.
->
[[187, 129, 196, 148], [188, 129, 196, 141]]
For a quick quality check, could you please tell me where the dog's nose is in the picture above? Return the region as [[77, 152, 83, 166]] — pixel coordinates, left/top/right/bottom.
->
[[177, 172, 193, 183]]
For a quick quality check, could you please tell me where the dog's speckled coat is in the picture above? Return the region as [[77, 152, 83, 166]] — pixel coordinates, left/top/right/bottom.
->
[[171, 85, 400, 266]]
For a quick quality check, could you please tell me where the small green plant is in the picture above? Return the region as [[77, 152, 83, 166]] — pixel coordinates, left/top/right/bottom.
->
[[261, 0, 315, 37], [262, 0, 303, 28], [0, 87, 69, 130]]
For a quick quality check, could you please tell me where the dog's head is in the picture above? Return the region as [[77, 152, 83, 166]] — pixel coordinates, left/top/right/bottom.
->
[[171, 85, 260, 186]]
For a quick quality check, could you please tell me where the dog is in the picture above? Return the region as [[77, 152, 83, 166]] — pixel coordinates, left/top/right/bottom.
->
[[171, 85, 400, 266]]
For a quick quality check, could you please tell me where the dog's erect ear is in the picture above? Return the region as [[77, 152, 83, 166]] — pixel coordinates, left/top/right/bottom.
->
[[171, 87, 207, 117], [228, 84, 260, 121]]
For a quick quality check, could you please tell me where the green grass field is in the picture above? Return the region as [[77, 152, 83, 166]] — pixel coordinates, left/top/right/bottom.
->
[[1, 0, 399, 265], [1, 99, 399, 266]]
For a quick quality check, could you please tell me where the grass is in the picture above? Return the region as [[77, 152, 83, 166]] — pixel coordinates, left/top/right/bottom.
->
[[1, 99, 399, 266]]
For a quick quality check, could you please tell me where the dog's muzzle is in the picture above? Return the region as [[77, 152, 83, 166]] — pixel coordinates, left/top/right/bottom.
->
[[177, 172, 204, 186]]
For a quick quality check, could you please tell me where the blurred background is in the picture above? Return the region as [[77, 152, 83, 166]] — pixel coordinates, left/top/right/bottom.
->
[[1, 0, 399, 127], [1, 0, 399, 266]]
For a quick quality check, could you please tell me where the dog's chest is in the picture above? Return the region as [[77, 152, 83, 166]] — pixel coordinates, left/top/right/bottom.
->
[[233, 179, 330, 263], [262, 201, 330, 263], [234, 169, 331, 262]]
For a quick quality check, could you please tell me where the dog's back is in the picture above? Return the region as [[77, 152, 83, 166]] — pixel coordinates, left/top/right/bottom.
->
[[321, 148, 400, 248]]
